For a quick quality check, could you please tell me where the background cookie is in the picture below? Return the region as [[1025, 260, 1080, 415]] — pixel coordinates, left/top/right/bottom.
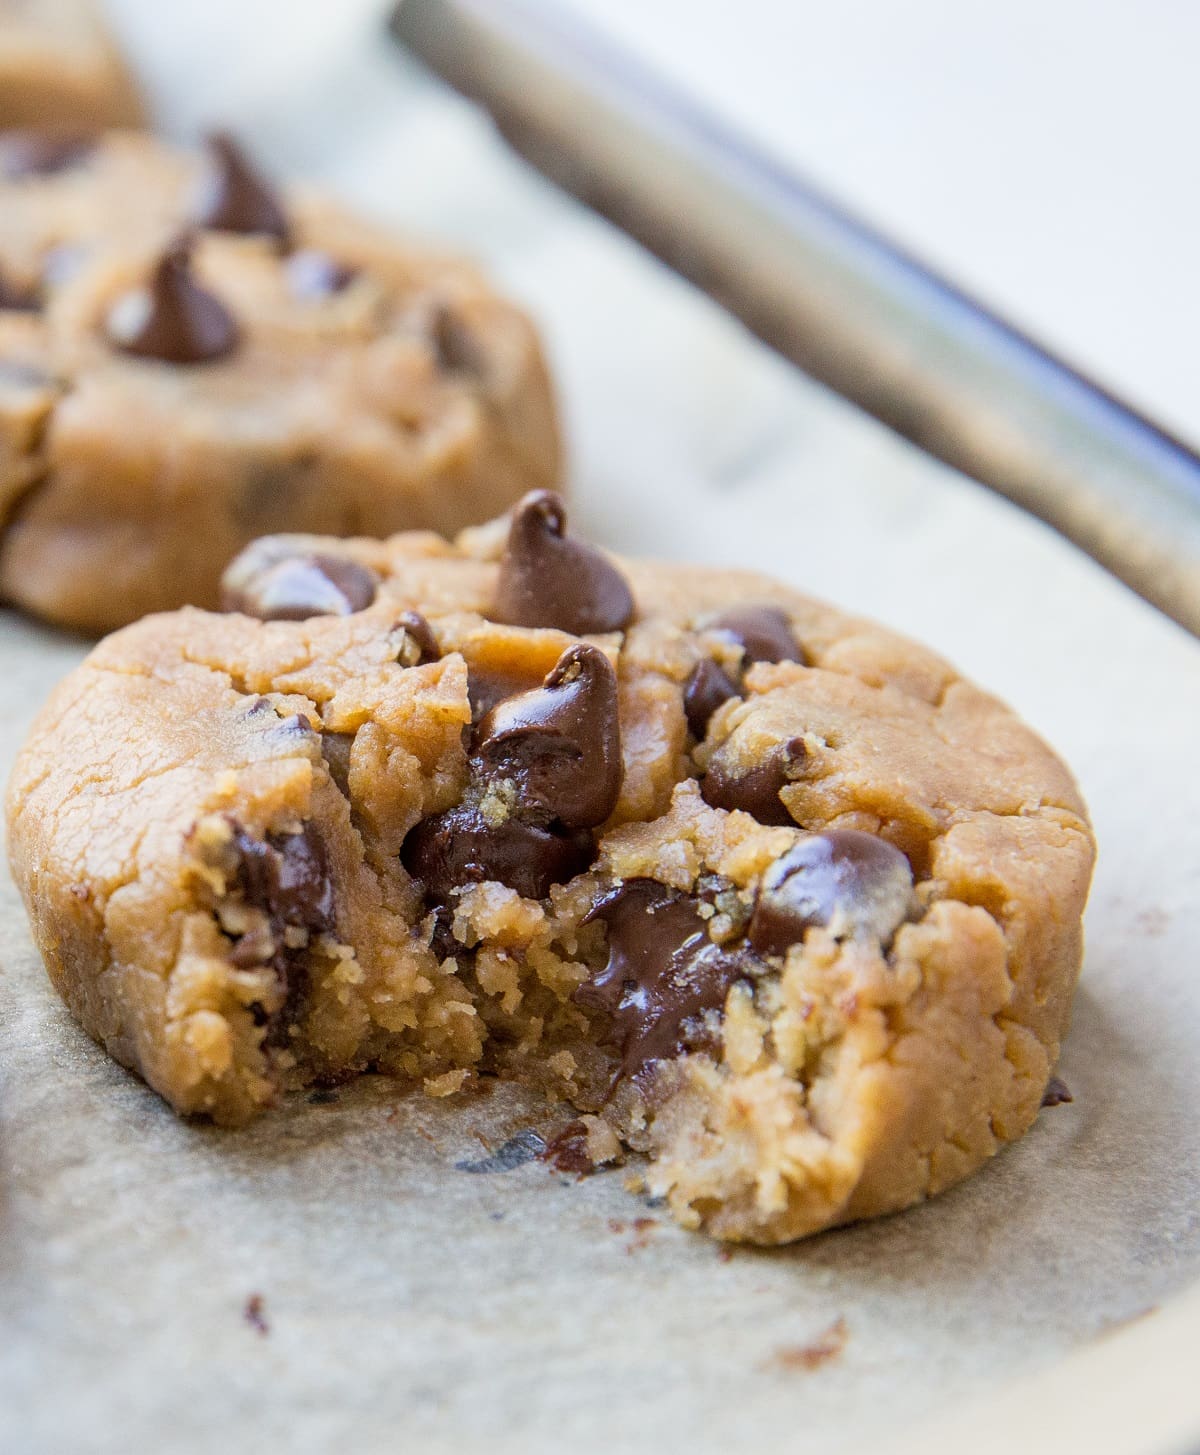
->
[[0, 130, 560, 632], [0, 0, 142, 129], [7, 495, 1095, 1244]]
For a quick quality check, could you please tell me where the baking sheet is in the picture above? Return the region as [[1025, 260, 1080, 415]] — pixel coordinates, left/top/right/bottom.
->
[[3, 5, 1200, 1452]]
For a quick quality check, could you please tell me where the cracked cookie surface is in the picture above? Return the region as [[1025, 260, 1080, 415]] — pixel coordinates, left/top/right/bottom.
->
[[0, 129, 559, 632], [6, 493, 1095, 1243]]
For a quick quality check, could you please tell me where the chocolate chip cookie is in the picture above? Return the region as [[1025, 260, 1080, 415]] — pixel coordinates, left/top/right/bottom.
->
[[0, 0, 142, 130], [7, 492, 1095, 1243], [0, 130, 560, 632]]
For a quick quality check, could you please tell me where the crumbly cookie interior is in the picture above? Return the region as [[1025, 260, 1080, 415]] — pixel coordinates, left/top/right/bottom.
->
[[7, 494, 1095, 1243]]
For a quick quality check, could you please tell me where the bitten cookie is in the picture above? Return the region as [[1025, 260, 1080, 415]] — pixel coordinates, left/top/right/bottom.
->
[[0, 0, 142, 130], [7, 493, 1095, 1244], [0, 130, 560, 632]]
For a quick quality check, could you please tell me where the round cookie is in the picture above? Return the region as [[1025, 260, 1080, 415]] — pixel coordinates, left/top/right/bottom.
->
[[0, 130, 560, 632], [6, 493, 1095, 1244]]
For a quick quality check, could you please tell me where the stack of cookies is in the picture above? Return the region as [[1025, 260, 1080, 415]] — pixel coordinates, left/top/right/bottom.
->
[[0, 4, 1095, 1245]]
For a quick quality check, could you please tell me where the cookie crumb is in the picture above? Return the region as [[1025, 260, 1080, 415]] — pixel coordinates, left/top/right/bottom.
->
[[768, 1317, 847, 1372], [243, 1294, 269, 1336], [424, 1068, 470, 1098]]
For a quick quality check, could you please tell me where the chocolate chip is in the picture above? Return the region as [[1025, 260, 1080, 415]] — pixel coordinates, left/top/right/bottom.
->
[[402, 643, 620, 900], [402, 805, 593, 902], [467, 665, 544, 723], [0, 128, 95, 179], [1041, 1076, 1073, 1108], [395, 610, 439, 666], [493, 490, 635, 635], [194, 132, 289, 244], [706, 606, 805, 666], [702, 737, 806, 824], [748, 830, 914, 954], [222, 551, 378, 620], [234, 822, 336, 933], [577, 879, 754, 1080], [474, 643, 621, 830], [106, 239, 239, 365], [431, 303, 487, 377], [285, 249, 356, 298], [683, 659, 739, 738], [540, 1120, 595, 1175]]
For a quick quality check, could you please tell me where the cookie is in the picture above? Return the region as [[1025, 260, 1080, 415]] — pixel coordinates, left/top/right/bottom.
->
[[0, 0, 142, 129], [7, 492, 1095, 1243], [0, 130, 560, 632]]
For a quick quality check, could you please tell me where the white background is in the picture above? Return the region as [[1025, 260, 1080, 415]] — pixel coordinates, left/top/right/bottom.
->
[[557, 0, 1200, 447]]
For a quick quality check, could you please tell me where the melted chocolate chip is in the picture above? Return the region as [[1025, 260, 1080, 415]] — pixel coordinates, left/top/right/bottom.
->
[[683, 659, 739, 738], [577, 879, 754, 1080], [474, 644, 621, 830], [540, 1120, 595, 1175], [0, 128, 95, 179], [748, 830, 914, 954], [234, 823, 336, 932], [493, 491, 635, 635], [467, 665, 544, 723], [403, 643, 622, 900], [106, 240, 239, 365], [706, 606, 805, 666], [230, 822, 337, 1042], [702, 737, 806, 825], [222, 552, 378, 620], [395, 610, 439, 666], [402, 806, 592, 901], [195, 132, 289, 244], [286, 249, 356, 299]]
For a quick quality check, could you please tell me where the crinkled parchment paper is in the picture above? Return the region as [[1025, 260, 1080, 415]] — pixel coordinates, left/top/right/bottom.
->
[[2, 6, 1198, 1452]]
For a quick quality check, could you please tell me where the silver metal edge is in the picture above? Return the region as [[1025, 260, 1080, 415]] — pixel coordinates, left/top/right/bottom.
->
[[393, 0, 1200, 637]]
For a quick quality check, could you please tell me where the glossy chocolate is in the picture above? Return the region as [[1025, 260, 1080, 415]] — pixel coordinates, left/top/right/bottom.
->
[[701, 737, 806, 824], [107, 241, 238, 365], [748, 829, 914, 953], [401, 805, 592, 901], [578, 879, 752, 1079], [683, 658, 739, 738], [706, 605, 805, 666], [235, 822, 336, 933], [492, 490, 635, 635], [395, 610, 440, 666], [195, 132, 290, 244], [223, 552, 378, 620], [474, 643, 621, 830]]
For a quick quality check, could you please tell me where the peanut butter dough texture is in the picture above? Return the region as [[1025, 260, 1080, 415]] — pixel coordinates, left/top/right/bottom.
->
[[7, 493, 1095, 1243]]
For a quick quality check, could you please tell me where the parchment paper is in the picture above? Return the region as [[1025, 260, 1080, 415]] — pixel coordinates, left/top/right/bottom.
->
[[2, 6, 1199, 1452]]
